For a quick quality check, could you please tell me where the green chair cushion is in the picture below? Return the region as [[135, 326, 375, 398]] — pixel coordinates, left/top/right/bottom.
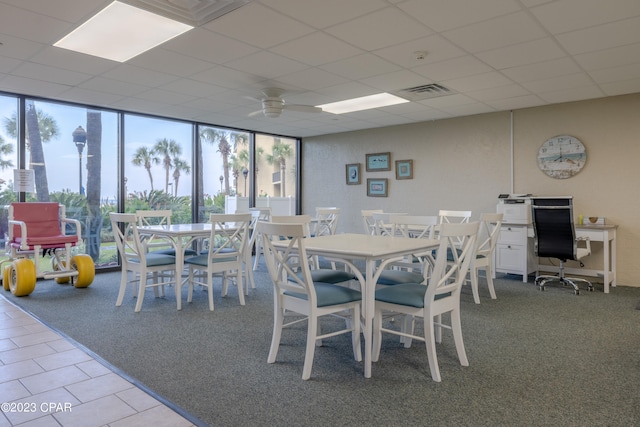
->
[[376, 269, 424, 285], [296, 269, 356, 284], [131, 253, 176, 267], [375, 283, 450, 308], [285, 283, 361, 307]]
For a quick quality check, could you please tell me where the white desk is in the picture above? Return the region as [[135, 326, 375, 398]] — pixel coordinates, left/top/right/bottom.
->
[[290, 233, 440, 378], [528, 224, 617, 293]]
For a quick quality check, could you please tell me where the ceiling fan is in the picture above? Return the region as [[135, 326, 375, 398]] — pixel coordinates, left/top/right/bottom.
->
[[247, 88, 323, 118]]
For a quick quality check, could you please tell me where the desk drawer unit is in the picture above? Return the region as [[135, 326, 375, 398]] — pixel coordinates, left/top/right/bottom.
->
[[494, 224, 536, 282]]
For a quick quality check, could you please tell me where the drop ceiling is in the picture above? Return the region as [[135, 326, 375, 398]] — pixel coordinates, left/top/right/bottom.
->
[[1, 0, 639, 138]]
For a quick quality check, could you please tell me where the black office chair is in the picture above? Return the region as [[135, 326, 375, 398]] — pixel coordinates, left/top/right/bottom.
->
[[531, 197, 592, 295]]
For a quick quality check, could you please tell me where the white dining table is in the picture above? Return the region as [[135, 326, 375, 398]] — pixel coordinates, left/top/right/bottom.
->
[[276, 232, 440, 378]]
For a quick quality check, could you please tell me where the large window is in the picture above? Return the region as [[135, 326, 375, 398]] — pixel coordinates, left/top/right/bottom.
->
[[0, 92, 300, 272], [197, 126, 250, 222], [124, 114, 193, 224]]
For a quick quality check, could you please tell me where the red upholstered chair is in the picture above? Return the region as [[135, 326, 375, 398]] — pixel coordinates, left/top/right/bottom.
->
[[3, 202, 94, 296]]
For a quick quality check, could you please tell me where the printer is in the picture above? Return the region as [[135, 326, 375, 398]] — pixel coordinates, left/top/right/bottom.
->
[[497, 194, 532, 224]]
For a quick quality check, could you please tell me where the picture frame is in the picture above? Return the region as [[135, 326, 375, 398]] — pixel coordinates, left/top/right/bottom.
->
[[367, 178, 388, 197], [395, 159, 413, 180], [345, 163, 361, 185], [366, 152, 391, 172]]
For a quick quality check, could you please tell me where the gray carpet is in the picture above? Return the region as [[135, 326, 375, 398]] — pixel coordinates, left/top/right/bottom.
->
[[4, 262, 640, 427]]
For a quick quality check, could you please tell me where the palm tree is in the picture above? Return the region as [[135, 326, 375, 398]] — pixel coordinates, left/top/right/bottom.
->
[[85, 109, 103, 261], [153, 138, 181, 193], [266, 140, 293, 197], [4, 102, 59, 201], [132, 146, 159, 191], [172, 157, 190, 197], [200, 129, 232, 195], [0, 135, 14, 171]]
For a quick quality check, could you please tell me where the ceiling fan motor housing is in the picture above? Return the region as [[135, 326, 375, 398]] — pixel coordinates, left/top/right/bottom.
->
[[262, 98, 284, 117]]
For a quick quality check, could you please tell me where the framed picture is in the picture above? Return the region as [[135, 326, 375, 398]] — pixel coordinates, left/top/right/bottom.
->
[[367, 178, 388, 197], [345, 163, 361, 185], [366, 152, 391, 171], [395, 159, 413, 180]]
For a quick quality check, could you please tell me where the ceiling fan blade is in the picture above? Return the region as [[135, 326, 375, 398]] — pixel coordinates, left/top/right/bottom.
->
[[282, 104, 323, 113], [244, 95, 262, 102], [248, 110, 264, 117]]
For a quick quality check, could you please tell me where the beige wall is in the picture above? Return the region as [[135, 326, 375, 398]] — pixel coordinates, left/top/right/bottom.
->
[[301, 93, 640, 287]]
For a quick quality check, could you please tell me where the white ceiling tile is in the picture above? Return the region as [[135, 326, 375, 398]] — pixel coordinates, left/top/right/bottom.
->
[[589, 64, 640, 84], [326, 8, 430, 51], [260, 0, 387, 28], [556, 16, 640, 55], [79, 76, 150, 97], [467, 84, 531, 101], [412, 55, 492, 82], [128, 49, 216, 77], [521, 73, 595, 93], [0, 4, 71, 43], [0, 56, 20, 73], [320, 54, 401, 80], [537, 85, 605, 104], [13, 62, 91, 86], [273, 68, 349, 91], [398, 0, 522, 32], [443, 12, 547, 53], [0, 75, 69, 98], [190, 66, 259, 90], [361, 70, 433, 92], [225, 51, 308, 79], [30, 46, 118, 75], [162, 79, 228, 98], [485, 94, 547, 110], [269, 32, 363, 66], [0, 34, 47, 61], [600, 78, 640, 96], [102, 64, 177, 87], [442, 71, 513, 93], [501, 57, 582, 83], [531, 0, 640, 34], [162, 28, 260, 65], [57, 86, 125, 106], [420, 94, 477, 108], [574, 43, 640, 71], [476, 38, 566, 69], [204, 2, 314, 48], [374, 34, 466, 68]]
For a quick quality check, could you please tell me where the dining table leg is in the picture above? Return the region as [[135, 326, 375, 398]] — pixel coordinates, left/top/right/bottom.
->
[[174, 238, 185, 310], [363, 258, 376, 378]]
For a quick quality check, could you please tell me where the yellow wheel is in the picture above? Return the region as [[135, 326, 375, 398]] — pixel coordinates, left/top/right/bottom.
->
[[9, 259, 37, 297], [53, 259, 70, 284], [2, 265, 11, 291], [71, 255, 94, 288]]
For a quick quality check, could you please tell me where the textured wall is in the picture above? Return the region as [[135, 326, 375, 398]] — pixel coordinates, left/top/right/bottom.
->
[[302, 93, 640, 286]]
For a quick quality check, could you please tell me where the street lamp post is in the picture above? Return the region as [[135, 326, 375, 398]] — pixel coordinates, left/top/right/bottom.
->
[[219, 175, 224, 194], [242, 167, 248, 196], [72, 126, 87, 195]]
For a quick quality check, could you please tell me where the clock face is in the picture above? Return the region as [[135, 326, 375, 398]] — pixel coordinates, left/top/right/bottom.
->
[[537, 135, 586, 179]]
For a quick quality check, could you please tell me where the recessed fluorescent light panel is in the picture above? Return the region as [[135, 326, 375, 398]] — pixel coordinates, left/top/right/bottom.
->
[[54, 1, 193, 62], [317, 93, 409, 114]]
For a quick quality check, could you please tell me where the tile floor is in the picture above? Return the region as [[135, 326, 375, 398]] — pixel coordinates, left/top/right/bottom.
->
[[0, 296, 199, 427]]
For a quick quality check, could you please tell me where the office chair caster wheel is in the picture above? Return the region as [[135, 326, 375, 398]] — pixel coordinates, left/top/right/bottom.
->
[[71, 255, 94, 288], [53, 259, 70, 284], [2, 265, 11, 291], [8, 259, 37, 297]]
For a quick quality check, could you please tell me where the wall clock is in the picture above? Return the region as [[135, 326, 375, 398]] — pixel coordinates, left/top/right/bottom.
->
[[537, 135, 587, 179]]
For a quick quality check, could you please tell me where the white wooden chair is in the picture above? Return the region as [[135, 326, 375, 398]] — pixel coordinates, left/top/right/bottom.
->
[[258, 221, 362, 380], [110, 213, 177, 313], [361, 209, 383, 235], [469, 213, 503, 304], [373, 222, 479, 382], [183, 213, 251, 311], [313, 207, 340, 237], [250, 207, 271, 271]]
